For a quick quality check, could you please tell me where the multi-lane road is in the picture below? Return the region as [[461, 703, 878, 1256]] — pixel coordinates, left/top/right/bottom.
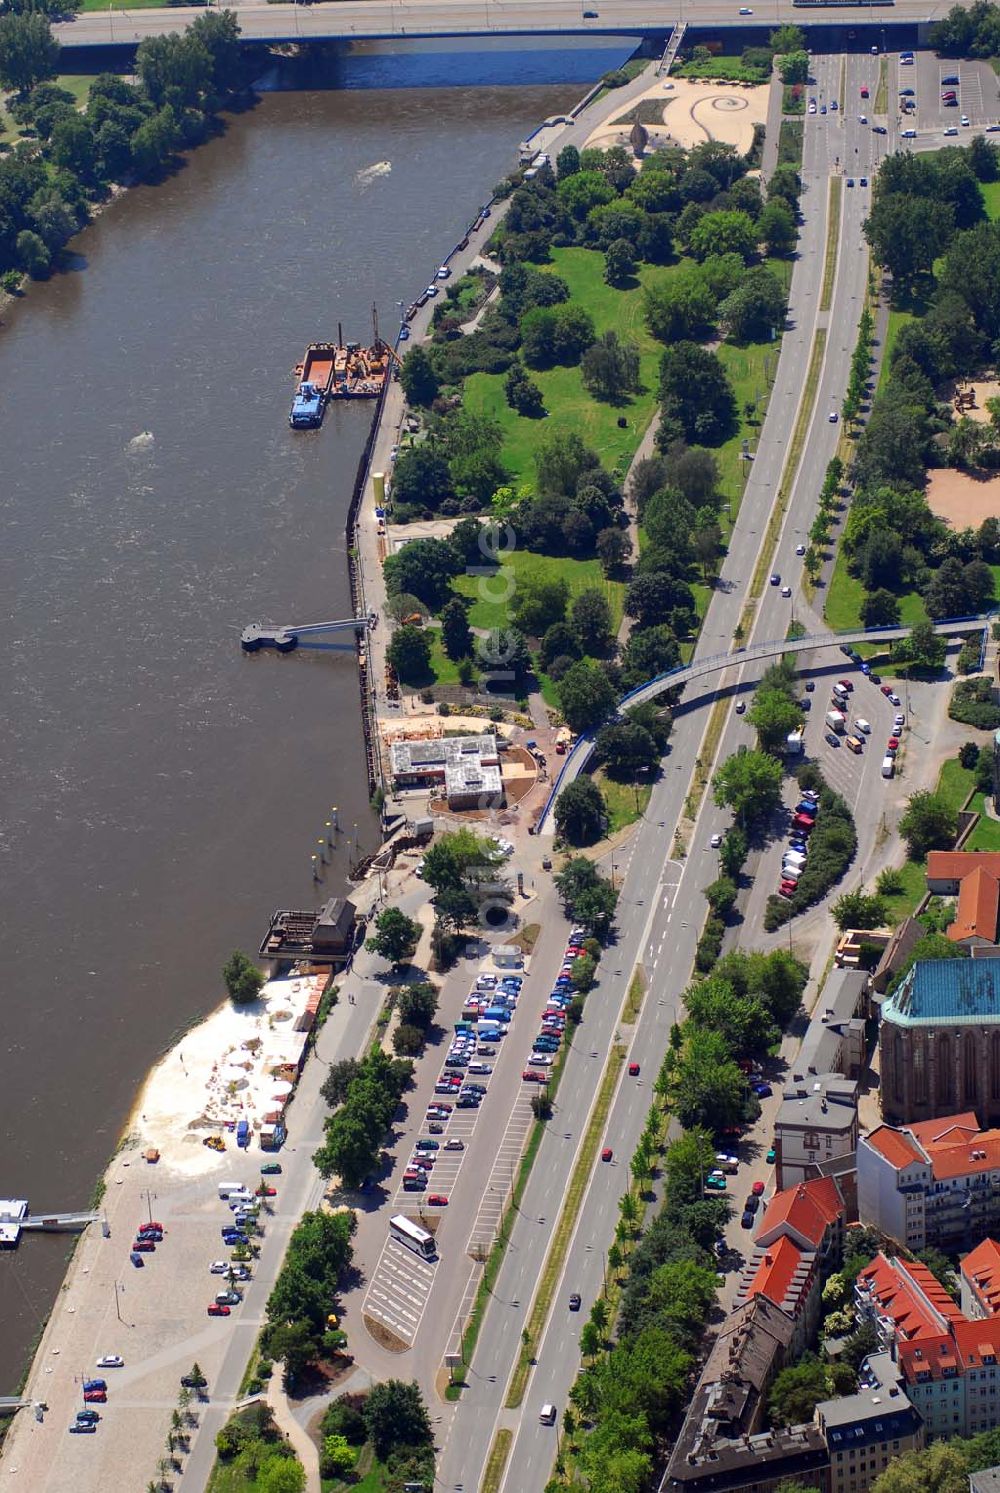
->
[[54, 0, 963, 51], [433, 50, 885, 1492]]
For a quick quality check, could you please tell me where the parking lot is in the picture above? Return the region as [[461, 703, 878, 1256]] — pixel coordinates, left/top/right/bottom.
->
[[362, 1234, 438, 1348], [895, 51, 1000, 141], [735, 652, 909, 932]]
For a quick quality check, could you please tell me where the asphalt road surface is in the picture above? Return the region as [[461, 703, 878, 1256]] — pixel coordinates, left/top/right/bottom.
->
[[436, 50, 884, 1491], [55, 0, 961, 50]]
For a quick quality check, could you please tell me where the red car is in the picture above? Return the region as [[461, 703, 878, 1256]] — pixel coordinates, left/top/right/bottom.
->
[[522, 1069, 547, 1082], [601, 1147, 614, 1162], [628, 1062, 640, 1076], [83, 1390, 107, 1404], [881, 684, 893, 697], [752, 1180, 765, 1196], [259, 1185, 277, 1197], [138, 1221, 163, 1235], [428, 1194, 449, 1206], [837, 679, 854, 692], [410, 1155, 434, 1170], [207, 1303, 231, 1316], [887, 736, 900, 750], [133, 1239, 155, 1252]]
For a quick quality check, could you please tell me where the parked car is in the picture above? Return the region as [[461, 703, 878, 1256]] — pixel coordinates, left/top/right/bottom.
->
[[207, 1303, 231, 1317], [76, 1410, 101, 1425], [741, 1210, 755, 1229], [83, 1391, 107, 1403], [751, 1180, 765, 1197], [428, 1194, 449, 1206], [69, 1422, 97, 1433], [444, 1137, 464, 1151], [96, 1356, 124, 1369]]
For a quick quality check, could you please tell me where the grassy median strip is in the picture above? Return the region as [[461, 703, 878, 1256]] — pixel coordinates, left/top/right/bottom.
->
[[622, 965, 646, 1025], [820, 178, 841, 313], [749, 327, 828, 601], [505, 1041, 626, 1408], [482, 1428, 514, 1493], [875, 55, 887, 115]]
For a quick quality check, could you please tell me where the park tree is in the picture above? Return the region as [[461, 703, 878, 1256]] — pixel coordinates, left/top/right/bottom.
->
[[189, 8, 243, 94], [390, 444, 452, 513], [0, 13, 58, 95], [320, 1060, 361, 1108], [831, 888, 888, 931], [365, 906, 420, 967], [863, 194, 954, 287], [135, 31, 213, 110], [581, 330, 641, 401], [511, 574, 569, 636], [362, 1380, 433, 1461], [713, 748, 783, 824], [400, 345, 439, 406], [396, 981, 438, 1029], [644, 266, 717, 343], [758, 197, 797, 256], [777, 50, 809, 84], [554, 856, 618, 940], [899, 791, 958, 860], [604, 236, 636, 286], [689, 209, 757, 263], [382, 536, 460, 609], [659, 341, 737, 445], [596, 718, 659, 778], [386, 624, 432, 684], [620, 624, 680, 689], [556, 142, 580, 177], [440, 598, 473, 660], [596, 525, 632, 576], [222, 950, 265, 1004], [667, 1027, 747, 1131], [861, 588, 901, 628], [558, 659, 617, 734], [504, 361, 545, 417], [717, 267, 787, 342], [554, 776, 606, 846], [571, 588, 614, 654], [747, 685, 801, 756], [896, 618, 947, 670], [770, 22, 806, 50]]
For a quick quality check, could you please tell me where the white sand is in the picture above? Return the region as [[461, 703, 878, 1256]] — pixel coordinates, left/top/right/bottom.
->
[[585, 76, 769, 156], [135, 969, 327, 1179]]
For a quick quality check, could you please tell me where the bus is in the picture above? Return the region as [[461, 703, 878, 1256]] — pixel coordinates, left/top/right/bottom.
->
[[389, 1214, 436, 1261]]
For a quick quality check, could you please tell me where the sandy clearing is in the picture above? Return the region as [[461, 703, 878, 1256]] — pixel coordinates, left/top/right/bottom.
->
[[941, 377, 1000, 426], [927, 466, 1000, 529], [585, 76, 769, 156]]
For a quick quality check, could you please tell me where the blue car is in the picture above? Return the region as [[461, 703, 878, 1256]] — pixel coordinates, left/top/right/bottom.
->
[[82, 1380, 106, 1393], [130, 1251, 144, 1268], [860, 663, 871, 675], [752, 1082, 773, 1098]]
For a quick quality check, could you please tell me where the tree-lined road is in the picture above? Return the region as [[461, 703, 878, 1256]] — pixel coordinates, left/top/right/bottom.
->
[[54, 0, 961, 51]]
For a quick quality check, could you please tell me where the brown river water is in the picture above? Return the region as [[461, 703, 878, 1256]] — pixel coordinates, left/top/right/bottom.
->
[[0, 42, 629, 1389]]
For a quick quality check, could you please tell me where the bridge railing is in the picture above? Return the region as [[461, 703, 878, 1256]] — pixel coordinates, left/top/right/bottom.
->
[[536, 612, 994, 833]]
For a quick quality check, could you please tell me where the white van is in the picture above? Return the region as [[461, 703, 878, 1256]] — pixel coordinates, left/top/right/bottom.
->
[[781, 866, 802, 884], [783, 850, 807, 867], [218, 1182, 246, 1200], [882, 756, 895, 779], [539, 1403, 557, 1426], [855, 718, 871, 734]]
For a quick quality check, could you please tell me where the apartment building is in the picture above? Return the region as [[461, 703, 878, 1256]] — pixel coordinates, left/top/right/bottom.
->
[[858, 1113, 1000, 1252]]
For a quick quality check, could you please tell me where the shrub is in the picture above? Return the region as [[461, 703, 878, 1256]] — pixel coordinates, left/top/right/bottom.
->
[[950, 676, 1000, 729], [875, 866, 905, 896], [695, 915, 725, 972]]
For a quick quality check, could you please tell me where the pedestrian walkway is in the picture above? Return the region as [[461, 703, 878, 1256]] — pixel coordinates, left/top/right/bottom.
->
[[266, 1372, 321, 1493]]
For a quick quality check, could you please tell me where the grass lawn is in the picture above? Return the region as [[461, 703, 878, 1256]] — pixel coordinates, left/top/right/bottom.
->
[[594, 768, 652, 834], [464, 246, 785, 514], [981, 180, 1000, 221], [937, 757, 976, 814], [777, 120, 804, 168], [427, 629, 465, 687], [55, 74, 99, 105], [878, 857, 928, 924], [210, 1452, 309, 1493], [824, 549, 928, 632], [322, 1443, 392, 1493], [877, 307, 913, 394], [677, 58, 769, 84], [453, 547, 624, 633], [967, 797, 1000, 851]]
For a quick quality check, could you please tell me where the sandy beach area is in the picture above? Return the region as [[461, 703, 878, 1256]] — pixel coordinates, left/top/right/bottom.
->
[[585, 75, 769, 156]]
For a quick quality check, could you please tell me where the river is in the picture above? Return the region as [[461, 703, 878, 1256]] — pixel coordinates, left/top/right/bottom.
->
[[0, 38, 632, 1390]]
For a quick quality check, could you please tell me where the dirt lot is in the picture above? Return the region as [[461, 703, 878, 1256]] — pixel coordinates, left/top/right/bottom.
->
[[585, 77, 768, 156], [926, 466, 1000, 529]]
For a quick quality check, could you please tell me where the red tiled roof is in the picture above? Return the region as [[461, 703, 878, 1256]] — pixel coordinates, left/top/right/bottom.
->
[[927, 851, 1000, 884], [744, 1236, 810, 1312], [954, 1317, 1000, 1368], [962, 1239, 1000, 1316], [948, 866, 1000, 944], [928, 1133, 1000, 1181], [908, 1113, 981, 1149], [857, 1254, 964, 1342], [757, 1176, 843, 1248], [863, 1125, 925, 1170]]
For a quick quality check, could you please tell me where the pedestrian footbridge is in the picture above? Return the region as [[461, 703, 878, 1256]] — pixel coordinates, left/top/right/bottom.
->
[[537, 613, 994, 835]]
